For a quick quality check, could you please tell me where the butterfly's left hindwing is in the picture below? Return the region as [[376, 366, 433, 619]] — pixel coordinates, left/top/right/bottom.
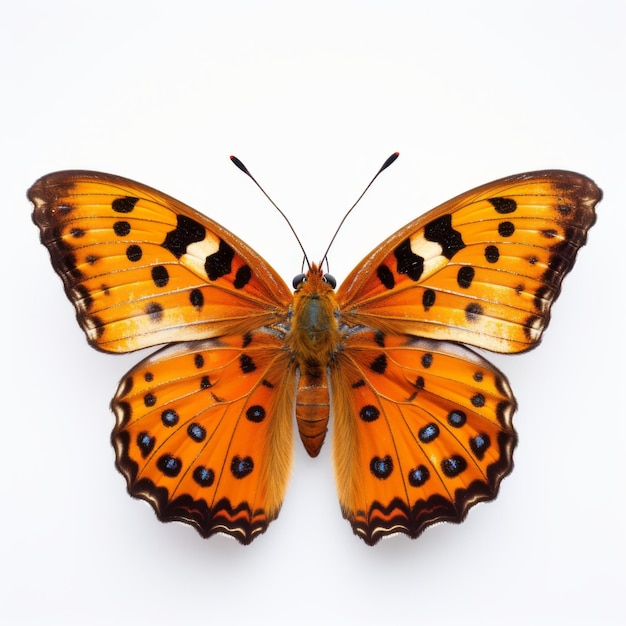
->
[[111, 330, 295, 544], [30, 171, 292, 353]]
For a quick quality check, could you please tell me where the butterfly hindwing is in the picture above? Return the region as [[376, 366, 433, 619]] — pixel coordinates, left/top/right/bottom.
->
[[111, 329, 295, 544], [332, 331, 517, 545], [337, 170, 600, 353], [30, 171, 292, 353]]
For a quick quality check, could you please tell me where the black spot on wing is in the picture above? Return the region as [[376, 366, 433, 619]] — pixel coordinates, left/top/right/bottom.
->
[[470, 434, 491, 460], [441, 455, 467, 477], [447, 410, 466, 427], [376, 264, 394, 289], [408, 465, 430, 487], [151, 265, 169, 287], [465, 302, 483, 322], [369, 354, 387, 374], [190, 289, 204, 309], [359, 405, 380, 422], [418, 423, 440, 443], [394, 238, 424, 281], [485, 245, 500, 263], [422, 289, 436, 311], [126, 245, 142, 262], [234, 265, 252, 288], [488, 197, 517, 214], [370, 455, 393, 479], [231, 455, 254, 479], [188, 423, 206, 442], [246, 405, 266, 423], [157, 454, 182, 477], [113, 221, 130, 236], [205, 239, 235, 281], [424, 215, 466, 259], [162, 215, 206, 258], [193, 466, 215, 487], [161, 409, 179, 427], [112, 197, 139, 213], [145, 302, 164, 322], [137, 432, 155, 457], [498, 221, 515, 237], [457, 266, 475, 289], [239, 354, 257, 373]]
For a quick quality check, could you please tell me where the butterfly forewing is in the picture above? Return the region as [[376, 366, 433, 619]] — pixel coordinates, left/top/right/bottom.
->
[[337, 171, 600, 353], [30, 171, 292, 353]]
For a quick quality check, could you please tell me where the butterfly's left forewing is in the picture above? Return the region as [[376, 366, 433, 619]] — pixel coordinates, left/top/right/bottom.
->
[[30, 171, 292, 353]]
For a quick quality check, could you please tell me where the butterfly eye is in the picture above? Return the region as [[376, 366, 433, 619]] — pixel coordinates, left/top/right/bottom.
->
[[323, 274, 337, 288], [292, 273, 307, 289]]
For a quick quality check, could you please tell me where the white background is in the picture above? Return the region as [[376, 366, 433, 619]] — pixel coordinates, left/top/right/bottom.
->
[[3, 1, 624, 624]]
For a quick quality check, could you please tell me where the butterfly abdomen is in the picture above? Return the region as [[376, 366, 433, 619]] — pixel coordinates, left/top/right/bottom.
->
[[295, 368, 330, 457], [289, 266, 341, 457]]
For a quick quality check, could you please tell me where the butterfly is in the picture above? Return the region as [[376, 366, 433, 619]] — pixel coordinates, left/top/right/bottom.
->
[[30, 156, 600, 545]]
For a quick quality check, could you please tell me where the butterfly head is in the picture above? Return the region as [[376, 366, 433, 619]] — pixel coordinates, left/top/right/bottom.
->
[[292, 263, 337, 292]]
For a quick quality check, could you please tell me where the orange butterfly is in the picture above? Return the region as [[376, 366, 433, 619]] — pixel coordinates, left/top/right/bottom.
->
[[30, 156, 600, 545]]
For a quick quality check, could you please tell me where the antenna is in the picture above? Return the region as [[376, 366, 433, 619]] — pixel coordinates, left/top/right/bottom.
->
[[230, 155, 311, 269], [319, 152, 399, 268], [231, 152, 399, 272]]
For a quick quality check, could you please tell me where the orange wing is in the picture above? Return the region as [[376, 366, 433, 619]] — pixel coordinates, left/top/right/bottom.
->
[[30, 171, 292, 353], [337, 170, 600, 353], [112, 330, 295, 544], [332, 332, 516, 545], [333, 170, 600, 543]]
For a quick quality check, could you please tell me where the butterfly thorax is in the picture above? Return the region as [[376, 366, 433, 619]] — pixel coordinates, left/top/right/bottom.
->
[[288, 265, 341, 457]]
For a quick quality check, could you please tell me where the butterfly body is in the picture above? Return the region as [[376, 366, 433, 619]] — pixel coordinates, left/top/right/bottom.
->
[[30, 167, 600, 545], [289, 265, 340, 457]]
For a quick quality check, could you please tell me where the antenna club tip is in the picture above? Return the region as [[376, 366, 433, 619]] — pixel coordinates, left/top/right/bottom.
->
[[230, 155, 250, 175], [380, 152, 400, 173]]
